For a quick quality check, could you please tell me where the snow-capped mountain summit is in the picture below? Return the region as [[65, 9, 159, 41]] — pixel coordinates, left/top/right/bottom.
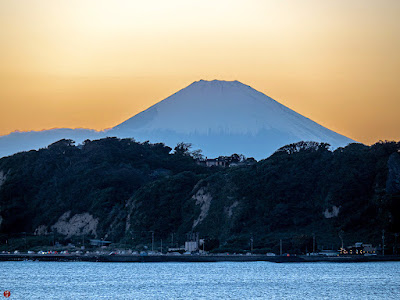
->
[[114, 80, 289, 135], [0, 80, 354, 159], [109, 79, 354, 158]]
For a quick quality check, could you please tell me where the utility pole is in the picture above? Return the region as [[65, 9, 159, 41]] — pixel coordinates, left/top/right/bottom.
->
[[23, 232, 27, 251], [280, 239, 283, 256], [160, 239, 163, 254], [171, 233, 174, 247], [338, 230, 344, 254], [382, 230, 385, 256], [313, 234, 316, 253], [151, 231, 154, 252], [250, 236, 253, 253]]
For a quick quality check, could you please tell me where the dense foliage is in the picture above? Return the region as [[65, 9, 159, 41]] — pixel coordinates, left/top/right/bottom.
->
[[0, 138, 399, 253]]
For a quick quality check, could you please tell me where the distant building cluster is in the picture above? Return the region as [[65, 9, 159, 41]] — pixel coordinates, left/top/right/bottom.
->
[[197, 157, 229, 167], [340, 242, 377, 255], [196, 154, 256, 168], [166, 232, 206, 254]]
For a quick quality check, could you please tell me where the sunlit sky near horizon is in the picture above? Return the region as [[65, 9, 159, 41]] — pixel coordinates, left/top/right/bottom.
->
[[1, 0, 399, 144]]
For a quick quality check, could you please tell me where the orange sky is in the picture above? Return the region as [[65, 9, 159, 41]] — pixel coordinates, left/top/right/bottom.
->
[[1, 0, 399, 144]]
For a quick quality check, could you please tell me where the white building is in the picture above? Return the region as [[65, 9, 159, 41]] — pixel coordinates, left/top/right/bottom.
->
[[185, 241, 198, 252]]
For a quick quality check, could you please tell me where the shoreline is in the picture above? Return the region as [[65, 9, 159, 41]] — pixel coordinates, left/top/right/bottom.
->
[[1, 254, 399, 263]]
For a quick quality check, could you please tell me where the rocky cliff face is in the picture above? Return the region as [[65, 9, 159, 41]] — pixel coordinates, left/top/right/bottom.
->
[[50, 212, 99, 238], [192, 187, 213, 229]]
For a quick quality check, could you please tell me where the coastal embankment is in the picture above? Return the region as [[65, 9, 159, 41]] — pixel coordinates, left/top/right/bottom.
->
[[1, 254, 399, 263]]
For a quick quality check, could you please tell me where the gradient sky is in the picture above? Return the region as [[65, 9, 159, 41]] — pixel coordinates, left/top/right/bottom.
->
[[1, 0, 399, 144]]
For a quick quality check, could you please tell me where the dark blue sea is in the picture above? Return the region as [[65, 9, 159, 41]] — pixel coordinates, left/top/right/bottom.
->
[[1, 261, 399, 299]]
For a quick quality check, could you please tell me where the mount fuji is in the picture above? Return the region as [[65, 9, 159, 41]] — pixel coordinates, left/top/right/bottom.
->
[[0, 80, 354, 159]]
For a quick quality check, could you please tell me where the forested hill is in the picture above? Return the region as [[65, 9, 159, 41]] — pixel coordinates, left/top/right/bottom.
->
[[0, 138, 399, 253]]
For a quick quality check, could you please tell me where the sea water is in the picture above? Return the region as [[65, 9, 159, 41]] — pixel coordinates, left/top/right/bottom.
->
[[0, 261, 399, 299]]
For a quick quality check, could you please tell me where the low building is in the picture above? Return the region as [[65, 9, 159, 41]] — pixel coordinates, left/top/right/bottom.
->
[[363, 244, 377, 254], [90, 239, 112, 247], [342, 242, 377, 255], [197, 157, 230, 167], [167, 247, 185, 253], [185, 241, 198, 252], [318, 250, 340, 256], [347, 242, 364, 255]]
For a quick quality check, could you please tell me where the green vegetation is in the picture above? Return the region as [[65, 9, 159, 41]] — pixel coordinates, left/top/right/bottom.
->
[[0, 138, 399, 254]]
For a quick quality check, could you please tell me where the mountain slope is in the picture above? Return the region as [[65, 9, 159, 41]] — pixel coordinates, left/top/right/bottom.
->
[[110, 80, 353, 158], [0, 80, 354, 159]]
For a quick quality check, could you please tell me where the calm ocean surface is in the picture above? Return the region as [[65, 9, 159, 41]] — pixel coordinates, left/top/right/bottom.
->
[[0, 261, 399, 299]]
